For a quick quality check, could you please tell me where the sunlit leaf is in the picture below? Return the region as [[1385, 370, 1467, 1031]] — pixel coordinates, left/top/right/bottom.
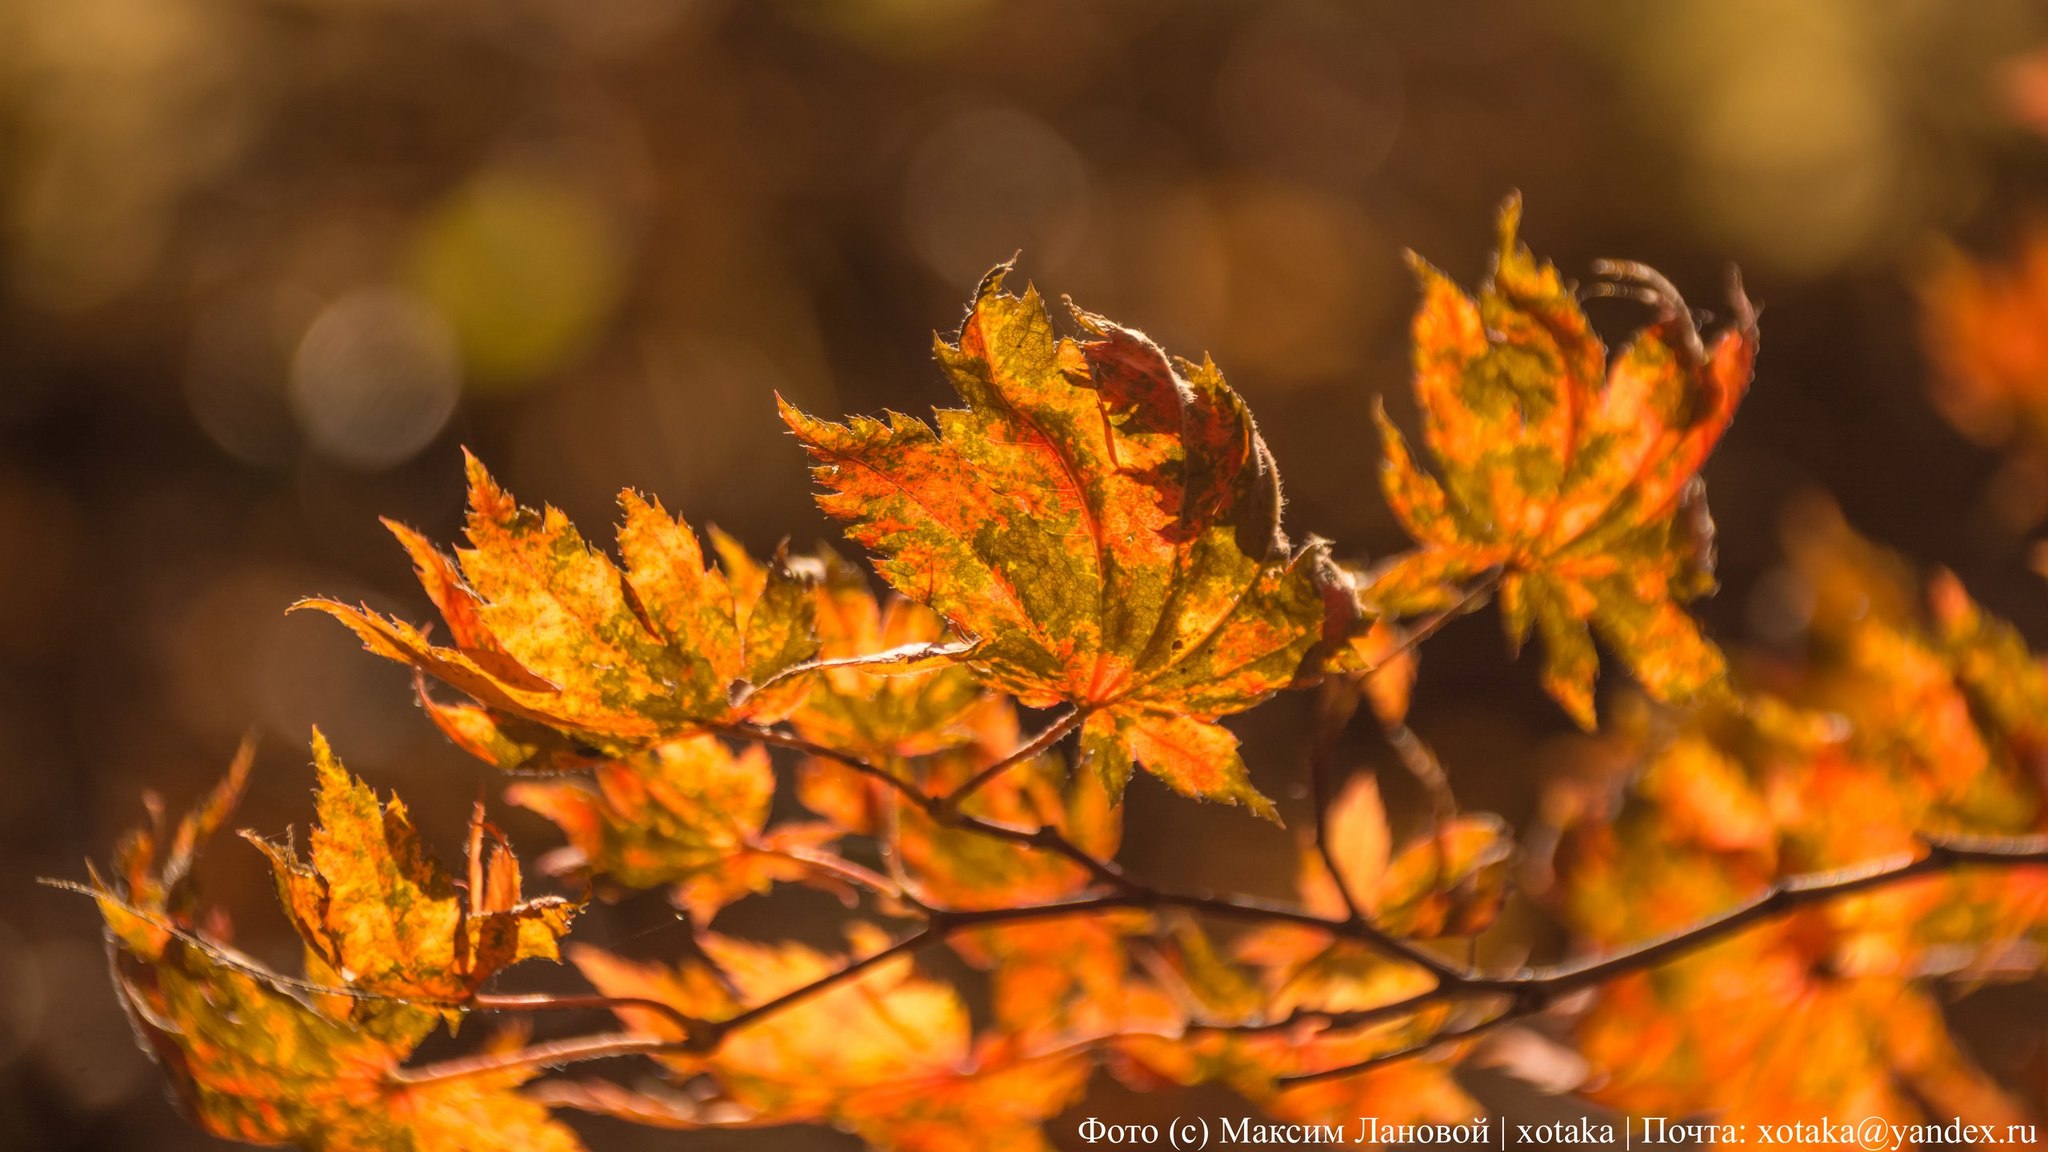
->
[[243, 732, 576, 1043], [300, 453, 817, 750], [1369, 195, 1757, 727], [783, 267, 1363, 817], [507, 734, 841, 924]]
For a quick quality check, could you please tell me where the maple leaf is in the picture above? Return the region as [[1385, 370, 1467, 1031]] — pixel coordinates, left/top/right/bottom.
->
[[300, 452, 816, 750], [1297, 775, 1514, 939], [788, 553, 994, 836], [791, 549, 989, 762], [573, 930, 1090, 1148], [243, 731, 577, 1043], [782, 266, 1360, 818], [1916, 227, 2048, 463], [1576, 930, 2031, 1129], [506, 733, 842, 924], [92, 756, 586, 1152], [112, 940, 584, 1152], [1113, 922, 1476, 1138], [895, 697, 1121, 909], [1369, 195, 1757, 728]]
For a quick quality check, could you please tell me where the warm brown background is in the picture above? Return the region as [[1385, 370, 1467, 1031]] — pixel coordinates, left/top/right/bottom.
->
[[3, 1, 2047, 1148]]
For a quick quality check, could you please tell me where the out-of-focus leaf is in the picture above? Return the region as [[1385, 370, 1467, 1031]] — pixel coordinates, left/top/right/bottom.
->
[[783, 268, 1364, 818], [1295, 777, 1512, 941], [1369, 196, 1757, 727], [572, 931, 1089, 1148], [507, 734, 841, 924]]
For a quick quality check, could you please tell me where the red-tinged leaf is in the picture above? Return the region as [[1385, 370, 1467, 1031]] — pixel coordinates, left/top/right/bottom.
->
[[298, 453, 817, 746], [1369, 196, 1756, 727], [783, 268, 1360, 816], [244, 731, 576, 1042], [1080, 706, 1275, 821], [507, 734, 842, 924]]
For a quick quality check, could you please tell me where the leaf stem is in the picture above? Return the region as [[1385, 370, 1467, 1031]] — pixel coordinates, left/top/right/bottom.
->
[[935, 707, 1083, 817], [1305, 677, 1369, 924]]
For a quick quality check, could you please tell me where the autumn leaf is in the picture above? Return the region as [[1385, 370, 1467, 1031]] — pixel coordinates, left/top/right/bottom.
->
[[573, 930, 1090, 1148], [1916, 227, 2048, 468], [782, 266, 1360, 818], [1369, 195, 1757, 728], [894, 697, 1120, 909], [93, 755, 586, 1152], [299, 452, 816, 751], [243, 731, 577, 1042], [1113, 922, 1475, 1138], [112, 939, 583, 1152], [506, 733, 842, 924], [791, 549, 989, 762], [1295, 775, 1513, 939], [1576, 930, 2031, 1128], [789, 552, 993, 835]]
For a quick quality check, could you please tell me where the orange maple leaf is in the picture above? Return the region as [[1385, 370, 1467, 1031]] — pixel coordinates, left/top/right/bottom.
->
[[782, 266, 1360, 817], [300, 452, 816, 752], [1370, 195, 1757, 727]]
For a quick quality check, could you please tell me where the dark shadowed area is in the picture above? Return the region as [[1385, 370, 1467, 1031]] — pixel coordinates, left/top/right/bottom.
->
[[2, 1, 2047, 1148]]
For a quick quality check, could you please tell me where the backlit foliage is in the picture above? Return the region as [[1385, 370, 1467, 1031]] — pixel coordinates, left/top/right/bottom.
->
[[79, 202, 2048, 1150]]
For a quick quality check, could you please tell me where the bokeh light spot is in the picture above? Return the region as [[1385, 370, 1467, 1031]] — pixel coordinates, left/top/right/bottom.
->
[[288, 287, 461, 471], [407, 169, 628, 392]]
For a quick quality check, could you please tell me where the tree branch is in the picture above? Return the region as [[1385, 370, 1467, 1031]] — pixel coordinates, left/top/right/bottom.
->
[[382, 833, 2048, 1091], [1277, 833, 2048, 1085]]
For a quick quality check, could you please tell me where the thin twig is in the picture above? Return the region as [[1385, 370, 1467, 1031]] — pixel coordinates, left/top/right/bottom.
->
[[1306, 677, 1369, 923], [389, 1032, 671, 1086], [1360, 568, 1503, 675], [936, 707, 1083, 816], [715, 721, 1129, 889], [379, 834, 2048, 1089], [471, 992, 709, 1041]]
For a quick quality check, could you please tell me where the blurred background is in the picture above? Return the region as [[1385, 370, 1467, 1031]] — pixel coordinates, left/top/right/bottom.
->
[[4, 0, 2048, 1147]]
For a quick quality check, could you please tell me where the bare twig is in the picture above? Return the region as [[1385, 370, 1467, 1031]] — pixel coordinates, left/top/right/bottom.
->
[[1360, 568, 1503, 675], [936, 707, 1083, 817], [1306, 677, 1369, 923]]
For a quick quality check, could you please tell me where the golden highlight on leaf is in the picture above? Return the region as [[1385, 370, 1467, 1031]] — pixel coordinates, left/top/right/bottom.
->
[[299, 452, 818, 753]]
